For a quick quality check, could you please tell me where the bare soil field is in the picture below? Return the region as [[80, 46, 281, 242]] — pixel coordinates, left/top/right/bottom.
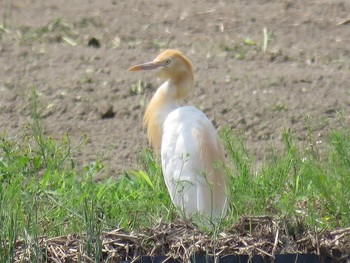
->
[[0, 0, 349, 176]]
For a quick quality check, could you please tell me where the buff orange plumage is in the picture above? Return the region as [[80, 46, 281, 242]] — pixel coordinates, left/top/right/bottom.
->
[[128, 49, 227, 220]]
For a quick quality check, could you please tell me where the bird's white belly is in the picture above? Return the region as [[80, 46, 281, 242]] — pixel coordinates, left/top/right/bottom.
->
[[161, 106, 224, 217]]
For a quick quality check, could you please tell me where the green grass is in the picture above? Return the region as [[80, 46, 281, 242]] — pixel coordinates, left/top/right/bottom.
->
[[0, 90, 173, 262], [1, 90, 350, 261], [222, 127, 350, 229]]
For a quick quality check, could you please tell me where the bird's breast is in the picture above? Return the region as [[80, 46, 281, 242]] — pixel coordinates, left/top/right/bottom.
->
[[161, 106, 218, 176]]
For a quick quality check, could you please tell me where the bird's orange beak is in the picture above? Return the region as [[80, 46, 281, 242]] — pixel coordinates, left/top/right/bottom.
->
[[128, 61, 164, 71]]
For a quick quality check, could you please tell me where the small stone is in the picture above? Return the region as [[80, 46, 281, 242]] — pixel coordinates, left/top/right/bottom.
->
[[99, 103, 115, 119], [88, 37, 101, 48]]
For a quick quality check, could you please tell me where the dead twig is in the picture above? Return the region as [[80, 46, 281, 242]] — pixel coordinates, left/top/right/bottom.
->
[[271, 228, 279, 257], [330, 227, 350, 236], [255, 247, 274, 258], [195, 9, 217, 16], [337, 18, 350, 26]]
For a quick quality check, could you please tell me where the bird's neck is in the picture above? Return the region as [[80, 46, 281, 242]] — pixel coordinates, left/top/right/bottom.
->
[[172, 71, 195, 100], [143, 73, 194, 152], [143, 82, 178, 153]]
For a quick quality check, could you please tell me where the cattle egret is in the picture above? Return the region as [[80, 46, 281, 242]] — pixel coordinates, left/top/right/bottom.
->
[[128, 49, 227, 220]]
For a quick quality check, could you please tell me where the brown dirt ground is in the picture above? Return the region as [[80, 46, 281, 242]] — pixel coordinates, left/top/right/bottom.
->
[[0, 0, 349, 177]]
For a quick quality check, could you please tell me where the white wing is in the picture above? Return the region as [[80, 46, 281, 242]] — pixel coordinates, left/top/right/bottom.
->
[[161, 106, 227, 219]]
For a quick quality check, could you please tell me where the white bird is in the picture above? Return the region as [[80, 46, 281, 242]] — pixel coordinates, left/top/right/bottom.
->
[[128, 49, 227, 220]]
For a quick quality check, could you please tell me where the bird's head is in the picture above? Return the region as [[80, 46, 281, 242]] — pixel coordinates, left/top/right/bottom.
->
[[128, 50, 194, 98]]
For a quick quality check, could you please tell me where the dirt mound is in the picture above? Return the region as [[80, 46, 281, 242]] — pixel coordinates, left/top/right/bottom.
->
[[13, 218, 350, 262]]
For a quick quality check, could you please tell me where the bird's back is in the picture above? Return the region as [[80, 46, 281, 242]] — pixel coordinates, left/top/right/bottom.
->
[[161, 106, 227, 219]]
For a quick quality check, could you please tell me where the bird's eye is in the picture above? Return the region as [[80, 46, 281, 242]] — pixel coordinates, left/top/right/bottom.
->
[[164, 59, 171, 66]]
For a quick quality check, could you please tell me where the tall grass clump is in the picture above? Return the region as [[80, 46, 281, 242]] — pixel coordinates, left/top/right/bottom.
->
[[221, 126, 350, 230], [0, 89, 172, 262]]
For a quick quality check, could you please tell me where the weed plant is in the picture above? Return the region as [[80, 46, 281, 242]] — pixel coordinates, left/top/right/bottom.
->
[[221, 127, 350, 230], [0, 90, 171, 261]]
